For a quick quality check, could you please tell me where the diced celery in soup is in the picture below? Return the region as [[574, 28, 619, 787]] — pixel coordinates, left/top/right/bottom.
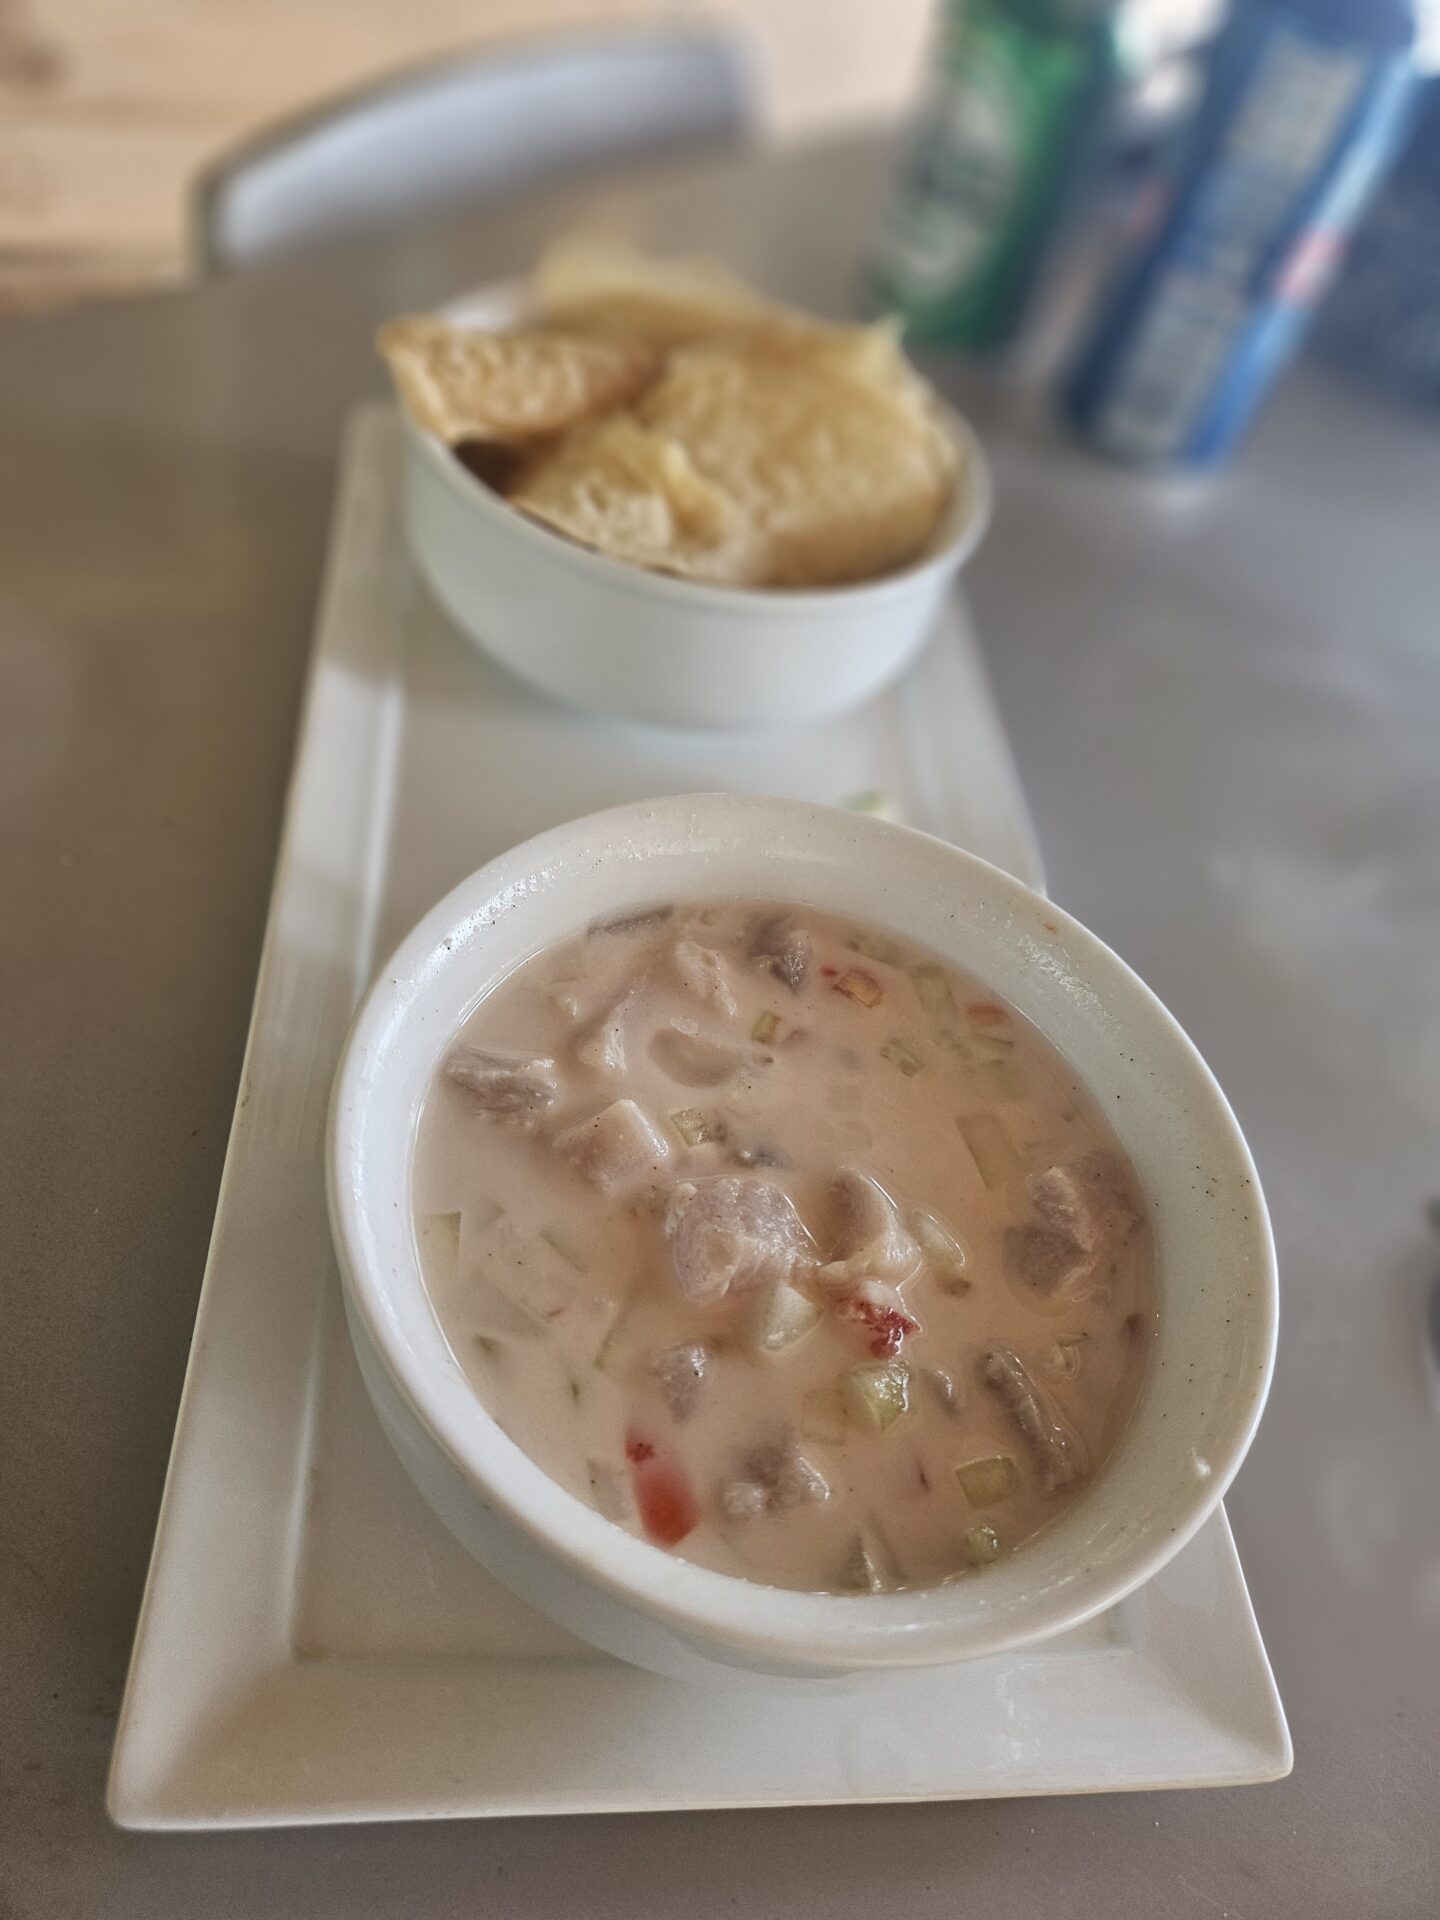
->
[[413, 901, 1154, 1594]]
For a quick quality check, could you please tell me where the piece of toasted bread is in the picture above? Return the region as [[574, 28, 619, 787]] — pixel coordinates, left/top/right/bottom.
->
[[536, 233, 955, 484], [376, 316, 661, 444], [534, 232, 793, 349], [634, 346, 951, 587], [506, 413, 758, 585]]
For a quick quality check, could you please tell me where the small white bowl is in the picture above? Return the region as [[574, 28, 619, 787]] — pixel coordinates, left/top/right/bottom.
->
[[328, 794, 1277, 1683], [399, 283, 991, 731]]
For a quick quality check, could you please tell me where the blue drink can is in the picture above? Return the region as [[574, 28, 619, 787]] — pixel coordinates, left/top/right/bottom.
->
[[1064, 0, 1425, 468]]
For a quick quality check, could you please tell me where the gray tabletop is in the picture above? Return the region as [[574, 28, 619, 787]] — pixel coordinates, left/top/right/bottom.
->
[[3, 135, 1438, 1919]]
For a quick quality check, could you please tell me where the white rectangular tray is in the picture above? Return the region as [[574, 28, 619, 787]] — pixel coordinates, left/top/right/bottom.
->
[[108, 404, 1290, 1829]]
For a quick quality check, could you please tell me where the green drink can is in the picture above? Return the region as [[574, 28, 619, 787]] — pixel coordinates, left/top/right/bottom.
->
[[868, 0, 1120, 351]]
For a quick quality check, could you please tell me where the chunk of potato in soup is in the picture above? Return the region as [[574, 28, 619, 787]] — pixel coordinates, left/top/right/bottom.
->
[[413, 901, 1155, 1593]]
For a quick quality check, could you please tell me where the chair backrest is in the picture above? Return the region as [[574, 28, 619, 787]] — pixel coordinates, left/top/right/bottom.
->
[[194, 30, 753, 274]]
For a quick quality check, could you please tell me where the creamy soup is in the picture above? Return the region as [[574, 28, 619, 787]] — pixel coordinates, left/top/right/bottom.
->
[[413, 901, 1154, 1594]]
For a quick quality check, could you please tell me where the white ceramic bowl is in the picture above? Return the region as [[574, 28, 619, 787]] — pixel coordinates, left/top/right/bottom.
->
[[328, 794, 1277, 1683], [399, 283, 991, 731]]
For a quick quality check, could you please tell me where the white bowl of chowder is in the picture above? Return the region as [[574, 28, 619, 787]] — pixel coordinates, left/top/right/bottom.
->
[[328, 794, 1277, 1682]]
